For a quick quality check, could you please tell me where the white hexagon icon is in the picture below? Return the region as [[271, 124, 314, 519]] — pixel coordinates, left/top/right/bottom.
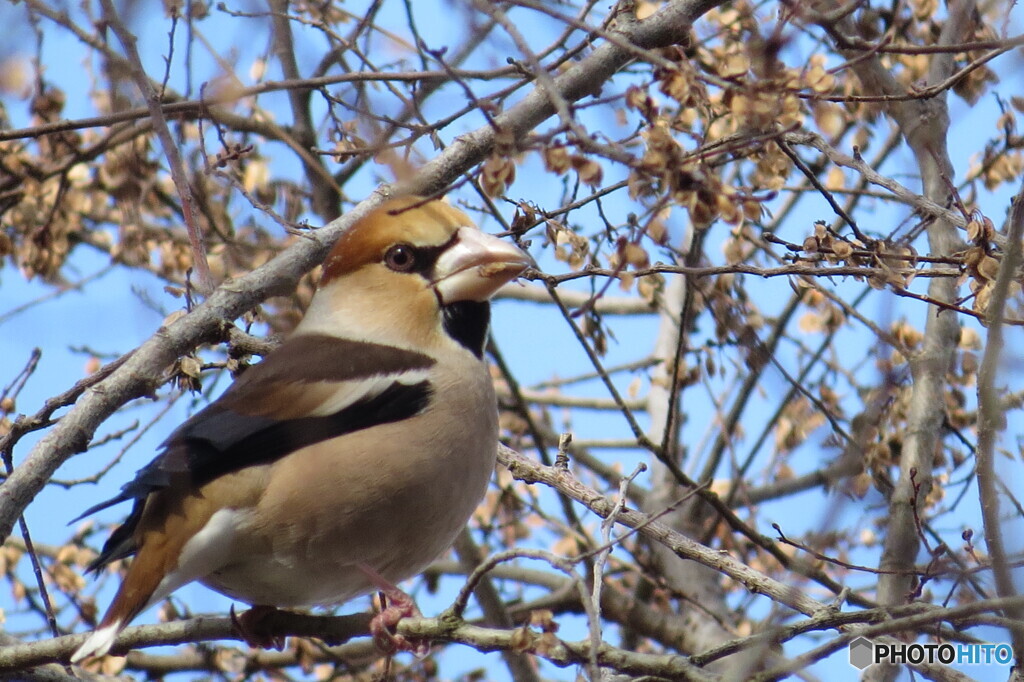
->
[[849, 637, 874, 669]]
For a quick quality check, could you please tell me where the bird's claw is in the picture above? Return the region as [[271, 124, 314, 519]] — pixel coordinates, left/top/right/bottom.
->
[[230, 604, 286, 651]]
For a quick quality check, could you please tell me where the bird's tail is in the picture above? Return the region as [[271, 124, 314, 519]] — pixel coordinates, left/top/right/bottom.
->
[[70, 546, 167, 663], [71, 618, 124, 663]]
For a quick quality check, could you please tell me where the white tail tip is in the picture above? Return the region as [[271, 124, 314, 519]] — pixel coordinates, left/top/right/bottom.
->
[[70, 621, 121, 663]]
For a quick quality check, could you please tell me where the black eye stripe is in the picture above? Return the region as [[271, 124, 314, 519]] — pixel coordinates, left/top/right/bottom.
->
[[383, 232, 461, 276]]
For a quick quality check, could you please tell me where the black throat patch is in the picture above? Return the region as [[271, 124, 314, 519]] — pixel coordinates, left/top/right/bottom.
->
[[442, 300, 491, 359]]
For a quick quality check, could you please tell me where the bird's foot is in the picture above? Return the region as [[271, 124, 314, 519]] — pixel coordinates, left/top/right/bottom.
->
[[358, 564, 430, 658], [230, 604, 286, 651], [370, 589, 430, 658]]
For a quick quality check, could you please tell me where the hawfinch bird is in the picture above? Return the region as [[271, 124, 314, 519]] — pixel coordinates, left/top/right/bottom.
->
[[71, 196, 532, 662]]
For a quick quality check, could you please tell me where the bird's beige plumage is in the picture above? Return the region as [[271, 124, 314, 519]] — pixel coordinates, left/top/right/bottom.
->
[[71, 196, 531, 662]]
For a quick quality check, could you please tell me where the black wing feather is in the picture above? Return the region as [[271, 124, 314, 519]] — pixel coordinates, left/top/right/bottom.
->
[[185, 379, 432, 485]]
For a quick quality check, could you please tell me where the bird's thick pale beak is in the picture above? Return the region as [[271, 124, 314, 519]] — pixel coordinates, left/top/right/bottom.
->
[[433, 227, 533, 303]]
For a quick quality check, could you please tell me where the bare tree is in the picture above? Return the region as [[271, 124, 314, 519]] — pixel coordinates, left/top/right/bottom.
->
[[1, 0, 1022, 679]]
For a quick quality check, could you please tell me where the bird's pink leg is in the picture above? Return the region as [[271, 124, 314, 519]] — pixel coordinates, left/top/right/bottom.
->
[[357, 564, 430, 657]]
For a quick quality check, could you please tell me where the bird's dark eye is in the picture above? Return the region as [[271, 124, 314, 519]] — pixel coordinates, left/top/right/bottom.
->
[[384, 244, 417, 272]]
